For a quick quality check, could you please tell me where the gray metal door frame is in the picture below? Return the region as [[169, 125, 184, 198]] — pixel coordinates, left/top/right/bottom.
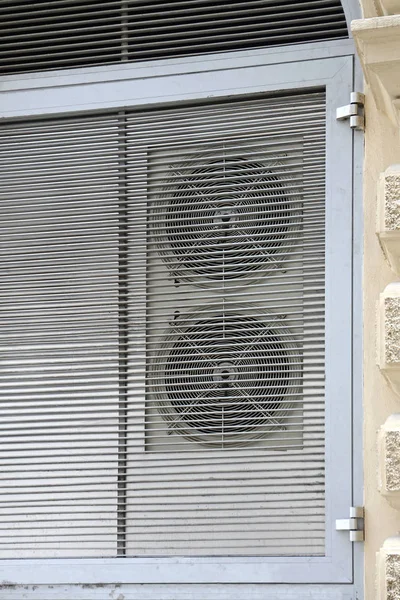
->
[[0, 51, 361, 593]]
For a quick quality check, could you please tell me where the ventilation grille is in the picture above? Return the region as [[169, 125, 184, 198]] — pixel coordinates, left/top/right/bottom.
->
[[0, 92, 326, 558], [150, 149, 302, 286], [150, 305, 300, 448], [0, 0, 348, 75]]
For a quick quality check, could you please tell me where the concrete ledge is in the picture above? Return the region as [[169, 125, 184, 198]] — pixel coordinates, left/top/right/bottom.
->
[[377, 165, 400, 275]]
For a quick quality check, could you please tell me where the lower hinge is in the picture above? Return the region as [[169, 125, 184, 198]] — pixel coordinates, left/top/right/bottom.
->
[[336, 92, 365, 131], [335, 507, 364, 542]]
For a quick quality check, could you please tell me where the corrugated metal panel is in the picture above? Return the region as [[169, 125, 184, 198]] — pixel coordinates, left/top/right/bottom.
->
[[0, 1, 348, 75], [0, 91, 326, 557]]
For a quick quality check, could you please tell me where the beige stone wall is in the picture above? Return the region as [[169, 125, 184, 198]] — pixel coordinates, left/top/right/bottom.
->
[[353, 3, 400, 598], [363, 91, 399, 600], [361, 0, 383, 16]]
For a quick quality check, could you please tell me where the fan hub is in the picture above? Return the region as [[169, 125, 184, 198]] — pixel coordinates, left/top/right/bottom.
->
[[214, 204, 238, 226], [213, 360, 237, 385]]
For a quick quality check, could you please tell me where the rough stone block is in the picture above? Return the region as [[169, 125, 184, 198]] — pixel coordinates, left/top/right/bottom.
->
[[377, 165, 400, 275], [378, 284, 400, 397], [378, 538, 400, 600], [379, 415, 400, 506]]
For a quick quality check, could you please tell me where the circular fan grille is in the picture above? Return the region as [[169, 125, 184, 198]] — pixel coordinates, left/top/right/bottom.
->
[[150, 153, 301, 287], [150, 305, 301, 448]]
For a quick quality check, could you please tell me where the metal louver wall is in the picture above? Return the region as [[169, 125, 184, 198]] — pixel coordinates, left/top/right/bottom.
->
[[0, 92, 326, 557], [0, 115, 124, 558], [0, 1, 348, 75]]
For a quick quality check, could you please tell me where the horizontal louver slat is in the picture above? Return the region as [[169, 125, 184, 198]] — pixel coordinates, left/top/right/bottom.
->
[[0, 92, 326, 558], [0, 116, 123, 558], [0, 0, 347, 74]]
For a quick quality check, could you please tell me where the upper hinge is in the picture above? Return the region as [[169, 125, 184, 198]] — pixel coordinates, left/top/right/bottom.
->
[[335, 506, 365, 542], [336, 92, 365, 131]]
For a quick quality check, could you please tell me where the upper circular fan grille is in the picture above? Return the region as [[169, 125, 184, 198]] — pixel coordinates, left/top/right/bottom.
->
[[150, 305, 301, 448], [150, 152, 301, 287]]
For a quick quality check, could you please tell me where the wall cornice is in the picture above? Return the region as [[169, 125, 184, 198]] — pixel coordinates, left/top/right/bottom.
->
[[352, 15, 400, 125]]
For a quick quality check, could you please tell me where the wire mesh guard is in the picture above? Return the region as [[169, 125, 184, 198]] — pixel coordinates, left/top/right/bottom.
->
[[150, 151, 302, 286], [149, 305, 300, 447]]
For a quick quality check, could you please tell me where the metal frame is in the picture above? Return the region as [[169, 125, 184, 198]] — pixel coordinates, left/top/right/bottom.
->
[[0, 1, 364, 593], [0, 48, 361, 595], [0, 39, 356, 120], [351, 51, 365, 600], [2, 583, 360, 600]]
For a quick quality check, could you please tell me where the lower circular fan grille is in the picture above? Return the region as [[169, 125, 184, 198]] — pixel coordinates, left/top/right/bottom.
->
[[150, 305, 301, 448], [150, 152, 301, 287]]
